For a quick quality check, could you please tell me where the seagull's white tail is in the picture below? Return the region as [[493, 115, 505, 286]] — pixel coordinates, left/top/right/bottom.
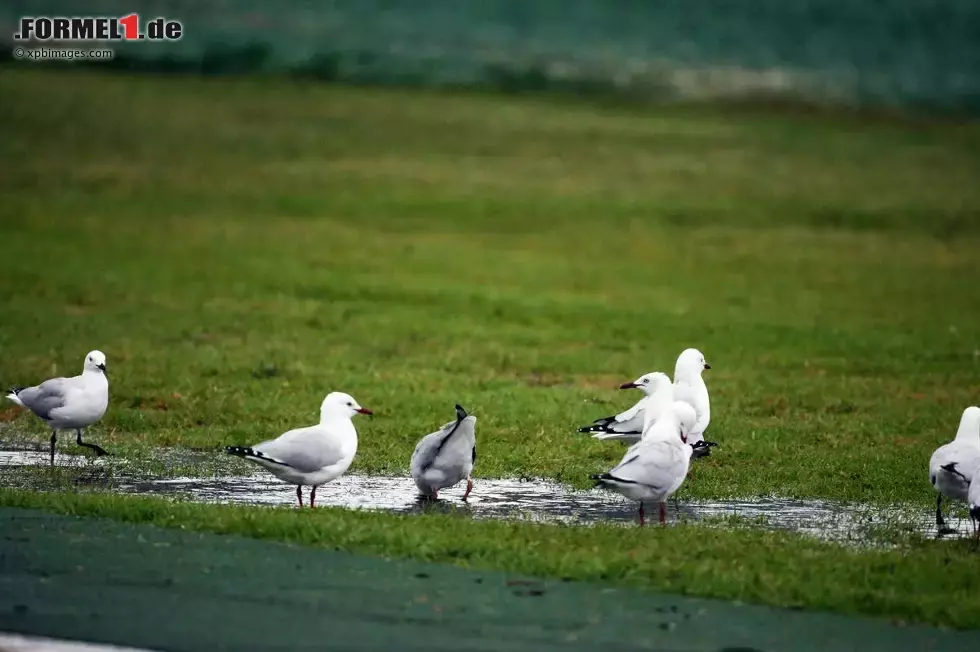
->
[[5, 387, 25, 407]]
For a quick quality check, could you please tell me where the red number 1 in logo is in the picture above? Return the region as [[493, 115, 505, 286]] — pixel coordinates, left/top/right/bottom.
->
[[120, 13, 139, 40]]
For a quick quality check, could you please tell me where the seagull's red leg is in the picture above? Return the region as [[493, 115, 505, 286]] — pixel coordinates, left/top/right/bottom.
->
[[296, 485, 303, 508], [310, 485, 317, 508], [659, 502, 667, 525], [463, 477, 473, 501], [638, 502, 645, 527]]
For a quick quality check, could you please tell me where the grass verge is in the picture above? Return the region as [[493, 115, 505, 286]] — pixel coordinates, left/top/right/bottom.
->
[[2, 488, 979, 629]]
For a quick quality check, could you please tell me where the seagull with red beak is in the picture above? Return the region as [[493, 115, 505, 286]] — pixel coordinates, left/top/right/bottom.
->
[[579, 348, 713, 448], [592, 379, 699, 526], [226, 391, 372, 508]]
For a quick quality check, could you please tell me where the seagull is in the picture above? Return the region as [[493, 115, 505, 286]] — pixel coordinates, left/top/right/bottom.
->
[[941, 461, 980, 541], [577, 372, 660, 440], [591, 379, 698, 526], [226, 391, 371, 508], [969, 465, 980, 543], [581, 348, 713, 451], [410, 404, 478, 500], [672, 348, 711, 445], [929, 406, 980, 533], [6, 350, 110, 465]]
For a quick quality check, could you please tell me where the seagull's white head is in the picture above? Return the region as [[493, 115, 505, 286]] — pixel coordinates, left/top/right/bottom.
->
[[672, 401, 698, 443], [619, 371, 669, 396], [954, 405, 980, 443], [83, 350, 107, 375], [320, 391, 373, 422], [675, 348, 710, 380]]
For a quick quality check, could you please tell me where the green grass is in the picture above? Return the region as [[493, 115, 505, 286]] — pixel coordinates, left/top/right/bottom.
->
[[4, 488, 980, 630], [1, 68, 980, 628]]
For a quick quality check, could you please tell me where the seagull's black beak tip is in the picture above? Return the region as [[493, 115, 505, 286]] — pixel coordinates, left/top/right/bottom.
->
[[618, 382, 636, 390], [703, 363, 711, 370], [97, 364, 107, 373]]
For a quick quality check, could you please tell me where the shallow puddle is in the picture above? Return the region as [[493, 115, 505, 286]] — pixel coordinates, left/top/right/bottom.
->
[[1, 447, 975, 544]]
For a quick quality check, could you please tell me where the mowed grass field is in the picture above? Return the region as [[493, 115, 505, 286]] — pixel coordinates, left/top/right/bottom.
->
[[1, 68, 980, 628]]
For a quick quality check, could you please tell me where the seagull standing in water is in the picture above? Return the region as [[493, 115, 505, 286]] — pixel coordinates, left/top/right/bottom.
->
[[6, 350, 110, 465], [592, 376, 698, 525], [226, 392, 371, 508], [411, 404, 478, 500], [929, 406, 980, 533]]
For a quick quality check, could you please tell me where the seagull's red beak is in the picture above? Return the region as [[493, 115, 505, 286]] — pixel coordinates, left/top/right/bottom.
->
[[356, 408, 373, 415], [619, 382, 638, 389]]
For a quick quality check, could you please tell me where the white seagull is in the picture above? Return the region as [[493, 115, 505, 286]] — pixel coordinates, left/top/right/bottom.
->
[[969, 466, 980, 542], [929, 405, 980, 532], [411, 404, 478, 500], [577, 371, 660, 439], [591, 378, 698, 525], [226, 391, 371, 508], [581, 348, 712, 448], [672, 347, 712, 445], [6, 350, 110, 465]]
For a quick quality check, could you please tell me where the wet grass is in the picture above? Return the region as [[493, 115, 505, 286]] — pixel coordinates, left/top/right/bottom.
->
[[1, 69, 979, 503], [3, 488, 980, 630], [1, 68, 979, 629]]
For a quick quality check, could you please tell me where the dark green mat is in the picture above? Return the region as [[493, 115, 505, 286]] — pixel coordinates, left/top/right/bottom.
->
[[0, 508, 974, 651]]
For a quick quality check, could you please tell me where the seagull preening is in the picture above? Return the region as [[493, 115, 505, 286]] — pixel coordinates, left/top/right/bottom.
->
[[226, 392, 372, 508], [410, 404, 478, 500], [580, 348, 712, 444], [591, 377, 698, 526], [929, 406, 980, 533], [6, 350, 110, 465]]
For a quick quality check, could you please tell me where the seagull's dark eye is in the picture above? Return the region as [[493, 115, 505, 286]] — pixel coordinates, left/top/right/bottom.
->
[[347, 402, 352, 406], [643, 378, 649, 384]]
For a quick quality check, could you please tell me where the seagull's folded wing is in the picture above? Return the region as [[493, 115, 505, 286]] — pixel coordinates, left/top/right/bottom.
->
[[17, 378, 72, 419], [609, 440, 686, 492], [253, 426, 347, 474]]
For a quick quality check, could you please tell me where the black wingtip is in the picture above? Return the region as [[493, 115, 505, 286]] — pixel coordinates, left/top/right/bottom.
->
[[455, 404, 468, 419], [941, 462, 958, 472], [6, 386, 24, 396], [225, 445, 254, 458]]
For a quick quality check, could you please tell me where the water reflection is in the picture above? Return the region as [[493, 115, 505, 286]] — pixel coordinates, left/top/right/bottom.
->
[[1, 447, 974, 544]]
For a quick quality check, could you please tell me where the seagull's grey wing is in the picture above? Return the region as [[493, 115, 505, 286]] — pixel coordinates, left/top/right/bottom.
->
[[608, 441, 684, 491], [411, 430, 446, 476], [413, 419, 471, 473], [610, 397, 646, 432], [253, 426, 345, 474], [582, 397, 646, 435], [15, 378, 72, 420]]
